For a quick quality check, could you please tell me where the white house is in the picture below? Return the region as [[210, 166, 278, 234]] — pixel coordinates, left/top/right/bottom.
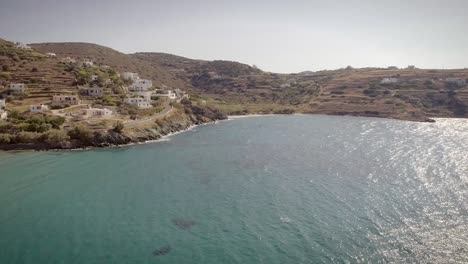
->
[[83, 107, 113, 118], [445, 77, 466, 87], [129, 79, 152, 92], [380, 78, 399, 84], [133, 91, 152, 100], [0, 110, 7, 120], [60, 57, 76, 63], [30, 104, 50, 113], [0, 99, 5, 109], [122, 72, 139, 81], [52, 95, 81, 106], [91, 75, 99, 82], [46, 52, 56, 57], [174, 89, 189, 99], [15, 42, 31, 50], [9, 83, 27, 93], [124, 97, 152, 109], [82, 86, 104, 97], [153, 90, 177, 100], [82, 59, 94, 67]]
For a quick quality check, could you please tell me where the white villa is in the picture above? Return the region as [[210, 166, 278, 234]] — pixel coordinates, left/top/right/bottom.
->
[[9, 83, 27, 93], [52, 95, 81, 106], [60, 57, 76, 63], [174, 89, 189, 99], [122, 72, 139, 81], [82, 86, 104, 97], [82, 108, 112, 118], [445, 77, 466, 87], [153, 90, 177, 100], [0, 110, 7, 120], [124, 97, 152, 109], [30, 104, 50, 113], [0, 99, 5, 109], [91, 75, 99, 82], [133, 91, 152, 100], [46, 52, 56, 57], [15, 42, 31, 50], [380, 78, 399, 84], [129, 79, 153, 92], [82, 59, 94, 67]]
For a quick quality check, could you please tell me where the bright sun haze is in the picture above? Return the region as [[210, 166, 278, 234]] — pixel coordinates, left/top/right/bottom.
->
[[1, 0, 467, 72]]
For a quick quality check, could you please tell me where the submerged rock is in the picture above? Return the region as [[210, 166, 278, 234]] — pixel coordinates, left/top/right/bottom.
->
[[153, 246, 171, 256], [172, 218, 196, 230]]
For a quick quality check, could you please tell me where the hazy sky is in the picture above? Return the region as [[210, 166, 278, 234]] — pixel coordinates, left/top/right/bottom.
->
[[1, 0, 467, 72]]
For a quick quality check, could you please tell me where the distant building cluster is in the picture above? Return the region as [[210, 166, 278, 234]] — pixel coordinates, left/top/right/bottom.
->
[[445, 77, 466, 88], [30, 104, 49, 113], [380, 78, 399, 84], [15, 42, 31, 50]]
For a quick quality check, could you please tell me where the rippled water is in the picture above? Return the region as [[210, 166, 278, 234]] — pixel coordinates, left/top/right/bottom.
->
[[0, 115, 467, 263]]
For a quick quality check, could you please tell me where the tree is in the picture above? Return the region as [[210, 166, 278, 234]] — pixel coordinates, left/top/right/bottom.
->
[[68, 125, 93, 145], [44, 130, 70, 146]]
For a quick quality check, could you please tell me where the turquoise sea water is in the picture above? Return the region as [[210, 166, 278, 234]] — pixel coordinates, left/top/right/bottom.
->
[[1, 115, 467, 263]]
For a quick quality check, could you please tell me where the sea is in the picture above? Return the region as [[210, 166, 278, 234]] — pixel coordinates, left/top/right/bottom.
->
[[0, 115, 467, 263]]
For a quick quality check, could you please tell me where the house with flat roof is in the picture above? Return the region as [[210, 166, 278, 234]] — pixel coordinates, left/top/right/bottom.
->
[[9, 83, 27, 93], [81, 86, 104, 97], [82, 59, 94, 67], [0, 99, 5, 109], [124, 97, 152, 109], [129, 79, 152, 92], [60, 57, 76, 63], [52, 95, 81, 106], [15, 42, 31, 50], [380, 78, 399, 85], [122, 72, 139, 81], [153, 90, 177, 100], [82, 108, 113, 118], [30, 104, 50, 113], [445, 77, 466, 88]]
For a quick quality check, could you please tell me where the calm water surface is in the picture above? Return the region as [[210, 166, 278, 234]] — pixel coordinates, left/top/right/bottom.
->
[[1, 115, 467, 263]]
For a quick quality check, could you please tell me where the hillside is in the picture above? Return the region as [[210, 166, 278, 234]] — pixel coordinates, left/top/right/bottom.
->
[[3, 39, 468, 121], [133, 53, 468, 120], [0, 39, 226, 150], [30, 42, 187, 89]]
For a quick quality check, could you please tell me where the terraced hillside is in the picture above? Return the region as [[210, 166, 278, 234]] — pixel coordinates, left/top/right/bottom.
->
[[0, 39, 77, 111], [9, 40, 468, 121], [31, 42, 186, 89], [133, 53, 468, 120]]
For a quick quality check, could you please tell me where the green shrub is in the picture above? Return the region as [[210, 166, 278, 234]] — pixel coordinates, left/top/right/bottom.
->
[[68, 125, 93, 145], [0, 72, 11, 79], [0, 133, 12, 144], [16, 131, 42, 144], [44, 130, 70, 145]]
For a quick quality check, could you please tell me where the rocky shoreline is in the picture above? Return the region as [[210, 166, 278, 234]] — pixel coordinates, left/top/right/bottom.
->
[[0, 100, 227, 151], [0, 110, 441, 152]]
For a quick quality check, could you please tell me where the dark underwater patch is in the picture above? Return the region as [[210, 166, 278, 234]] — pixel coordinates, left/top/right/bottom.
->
[[172, 218, 196, 230], [153, 246, 171, 256]]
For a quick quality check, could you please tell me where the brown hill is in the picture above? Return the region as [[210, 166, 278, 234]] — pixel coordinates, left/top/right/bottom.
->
[[7, 40, 468, 121], [30, 42, 186, 89]]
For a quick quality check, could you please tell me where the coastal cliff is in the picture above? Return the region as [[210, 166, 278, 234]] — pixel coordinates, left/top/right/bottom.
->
[[0, 100, 226, 151]]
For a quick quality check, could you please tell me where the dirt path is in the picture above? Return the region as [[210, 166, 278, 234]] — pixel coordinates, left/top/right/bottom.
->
[[124, 105, 174, 128]]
